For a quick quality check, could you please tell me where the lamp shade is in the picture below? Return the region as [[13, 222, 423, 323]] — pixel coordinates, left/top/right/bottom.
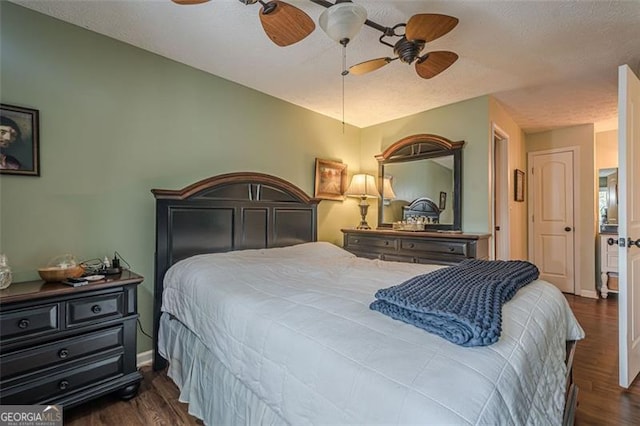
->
[[345, 174, 378, 198], [318, 0, 367, 45], [382, 177, 396, 200]]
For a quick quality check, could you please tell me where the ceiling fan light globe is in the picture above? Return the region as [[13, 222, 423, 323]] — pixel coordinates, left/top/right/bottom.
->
[[319, 1, 367, 45]]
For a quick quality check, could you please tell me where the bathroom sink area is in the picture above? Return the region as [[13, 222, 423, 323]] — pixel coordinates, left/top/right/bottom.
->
[[600, 224, 619, 234]]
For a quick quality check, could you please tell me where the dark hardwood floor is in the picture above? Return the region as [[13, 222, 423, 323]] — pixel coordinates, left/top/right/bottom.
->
[[64, 366, 201, 425], [567, 294, 640, 425], [65, 294, 640, 425]]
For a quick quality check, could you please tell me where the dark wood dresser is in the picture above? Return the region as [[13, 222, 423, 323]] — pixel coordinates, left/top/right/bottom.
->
[[342, 229, 490, 265], [0, 270, 143, 408]]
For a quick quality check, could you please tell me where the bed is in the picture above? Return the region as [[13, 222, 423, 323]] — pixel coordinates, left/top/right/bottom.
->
[[152, 172, 584, 425], [402, 197, 441, 222]]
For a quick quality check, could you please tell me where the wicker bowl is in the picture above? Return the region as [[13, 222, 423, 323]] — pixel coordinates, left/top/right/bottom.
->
[[38, 265, 85, 282]]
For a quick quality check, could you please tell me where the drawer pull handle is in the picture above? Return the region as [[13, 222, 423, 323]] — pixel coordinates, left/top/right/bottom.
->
[[58, 380, 70, 390], [58, 349, 70, 359], [18, 319, 30, 329], [91, 305, 102, 314], [384, 241, 389, 246], [449, 247, 455, 252], [354, 239, 359, 243], [408, 243, 415, 248]]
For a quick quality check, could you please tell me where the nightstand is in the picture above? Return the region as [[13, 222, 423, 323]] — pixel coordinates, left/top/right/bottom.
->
[[0, 270, 143, 408]]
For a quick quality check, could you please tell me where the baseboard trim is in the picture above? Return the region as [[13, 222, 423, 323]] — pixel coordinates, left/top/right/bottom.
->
[[137, 350, 153, 367], [580, 289, 599, 299]]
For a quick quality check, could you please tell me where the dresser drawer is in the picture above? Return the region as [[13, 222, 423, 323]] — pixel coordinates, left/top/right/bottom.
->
[[0, 353, 124, 405], [400, 239, 469, 256], [347, 234, 397, 250], [66, 293, 124, 327], [1, 326, 124, 380], [0, 304, 59, 341]]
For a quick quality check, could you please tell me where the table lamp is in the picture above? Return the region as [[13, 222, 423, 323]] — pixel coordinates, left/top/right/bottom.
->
[[345, 174, 379, 229]]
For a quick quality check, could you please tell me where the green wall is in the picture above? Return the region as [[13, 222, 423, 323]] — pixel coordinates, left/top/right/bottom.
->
[[360, 96, 492, 232], [0, 3, 361, 352], [1, 3, 504, 355]]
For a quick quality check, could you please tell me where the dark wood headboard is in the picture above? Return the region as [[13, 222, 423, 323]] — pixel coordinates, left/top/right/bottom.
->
[[402, 197, 441, 222], [151, 172, 320, 370]]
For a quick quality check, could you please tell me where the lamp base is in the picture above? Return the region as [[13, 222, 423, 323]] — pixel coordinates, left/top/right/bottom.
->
[[356, 197, 371, 230]]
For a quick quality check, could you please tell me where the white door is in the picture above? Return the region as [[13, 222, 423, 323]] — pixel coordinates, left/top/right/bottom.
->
[[529, 150, 575, 293], [618, 64, 640, 388]]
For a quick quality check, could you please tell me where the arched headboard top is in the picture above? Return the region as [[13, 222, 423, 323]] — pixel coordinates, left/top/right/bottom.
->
[[403, 197, 441, 221], [152, 172, 320, 204], [376, 134, 465, 162], [152, 171, 319, 371]]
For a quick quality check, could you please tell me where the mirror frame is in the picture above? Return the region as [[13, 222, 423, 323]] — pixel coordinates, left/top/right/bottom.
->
[[376, 134, 464, 231]]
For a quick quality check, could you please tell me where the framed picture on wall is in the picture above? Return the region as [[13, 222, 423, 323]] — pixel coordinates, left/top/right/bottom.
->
[[314, 158, 347, 201], [439, 191, 447, 210], [514, 169, 525, 202], [0, 104, 40, 176]]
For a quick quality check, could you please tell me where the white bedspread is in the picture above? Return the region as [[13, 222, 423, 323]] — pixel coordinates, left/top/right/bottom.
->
[[162, 242, 584, 425]]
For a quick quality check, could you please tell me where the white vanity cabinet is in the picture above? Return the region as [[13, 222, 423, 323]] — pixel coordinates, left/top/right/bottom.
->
[[600, 235, 619, 298]]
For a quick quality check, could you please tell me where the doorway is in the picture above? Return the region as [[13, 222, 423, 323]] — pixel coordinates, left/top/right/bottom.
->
[[491, 124, 509, 260]]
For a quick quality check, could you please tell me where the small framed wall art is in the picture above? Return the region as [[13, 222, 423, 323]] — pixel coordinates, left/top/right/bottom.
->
[[314, 158, 347, 201], [439, 191, 447, 210], [0, 104, 40, 176], [514, 169, 525, 202]]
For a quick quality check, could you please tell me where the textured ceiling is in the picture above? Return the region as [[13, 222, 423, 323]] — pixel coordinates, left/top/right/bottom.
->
[[11, 0, 640, 133]]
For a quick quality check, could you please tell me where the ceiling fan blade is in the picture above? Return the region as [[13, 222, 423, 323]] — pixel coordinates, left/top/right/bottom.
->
[[349, 57, 394, 76], [259, 1, 315, 47], [405, 14, 459, 43], [415, 51, 458, 79], [171, 0, 210, 5]]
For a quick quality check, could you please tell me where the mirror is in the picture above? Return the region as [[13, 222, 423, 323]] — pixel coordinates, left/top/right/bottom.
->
[[377, 134, 463, 231], [599, 167, 618, 230]]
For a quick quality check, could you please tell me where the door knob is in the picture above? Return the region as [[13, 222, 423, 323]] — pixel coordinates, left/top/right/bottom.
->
[[627, 237, 640, 248], [607, 238, 619, 246], [564, 226, 572, 232], [495, 226, 501, 231]]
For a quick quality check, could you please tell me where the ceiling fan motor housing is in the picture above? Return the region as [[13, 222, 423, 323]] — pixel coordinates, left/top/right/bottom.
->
[[394, 38, 425, 64]]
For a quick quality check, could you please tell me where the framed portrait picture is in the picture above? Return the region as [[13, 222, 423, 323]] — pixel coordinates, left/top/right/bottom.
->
[[314, 158, 347, 201], [0, 104, 40, 176], [514, 169, 525, 202], [439, 191, 447, 210]]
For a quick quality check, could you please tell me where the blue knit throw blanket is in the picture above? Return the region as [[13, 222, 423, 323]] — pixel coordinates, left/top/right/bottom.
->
[[370, 259, 539, 347]]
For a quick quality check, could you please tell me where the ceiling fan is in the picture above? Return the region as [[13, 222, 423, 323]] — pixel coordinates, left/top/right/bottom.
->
[[171, 0, 459, 79]]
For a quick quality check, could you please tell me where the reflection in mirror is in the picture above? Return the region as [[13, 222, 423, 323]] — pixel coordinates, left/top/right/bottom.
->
[[382, 157, 454, 224], [376, 134, 463, 231], [598, 167, 618, 228]]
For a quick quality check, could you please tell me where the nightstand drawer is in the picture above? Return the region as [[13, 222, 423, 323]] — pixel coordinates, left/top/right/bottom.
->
[[1, 326, 124, 380], [0, 353, 124, 405], [347, 235, 397, 249], [0, 304, 59, 340], [400, 239, 468, 256], [66, 293, 124, 327]]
